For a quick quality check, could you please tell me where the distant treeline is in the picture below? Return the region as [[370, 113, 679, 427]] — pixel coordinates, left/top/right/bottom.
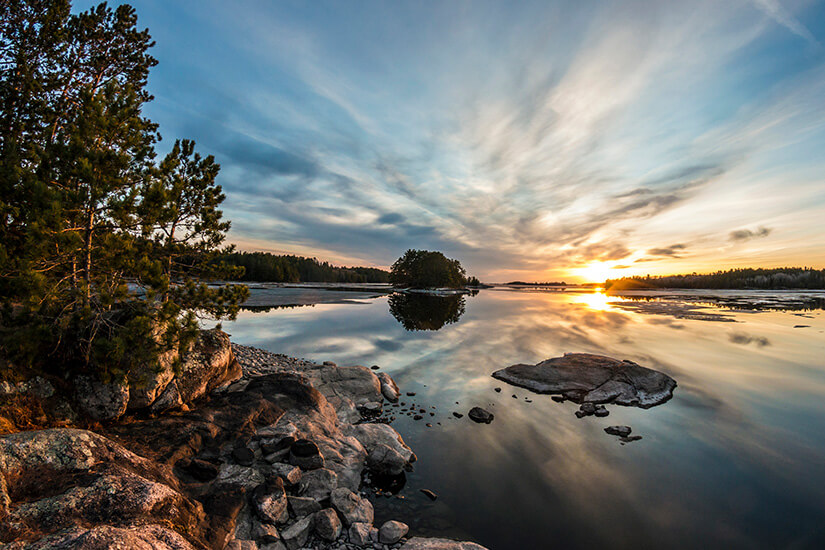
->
[[220, 252, 389, 283], [507, 281, 568, 286], [605, 268, 825, 290]]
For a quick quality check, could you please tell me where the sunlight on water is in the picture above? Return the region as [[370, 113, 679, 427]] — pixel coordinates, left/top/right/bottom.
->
[[219, 288, 825, 550]]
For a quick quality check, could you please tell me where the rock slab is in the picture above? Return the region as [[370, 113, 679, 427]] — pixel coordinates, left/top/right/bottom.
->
[[492, 353, 676, 408]]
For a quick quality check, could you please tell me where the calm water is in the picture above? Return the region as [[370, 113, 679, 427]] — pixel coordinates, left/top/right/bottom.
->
[[220, 288, 825, 549]]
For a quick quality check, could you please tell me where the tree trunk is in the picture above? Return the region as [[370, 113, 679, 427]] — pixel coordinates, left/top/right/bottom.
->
[[83, 209, 94, 303]]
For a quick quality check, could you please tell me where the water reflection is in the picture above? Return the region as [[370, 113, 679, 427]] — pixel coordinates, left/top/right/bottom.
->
[[217, 289, 825, 550], [388, 293, 466, 331]]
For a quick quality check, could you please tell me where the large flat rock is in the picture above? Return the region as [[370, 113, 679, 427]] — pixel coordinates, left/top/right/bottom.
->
[[492, 353, 676, 408]]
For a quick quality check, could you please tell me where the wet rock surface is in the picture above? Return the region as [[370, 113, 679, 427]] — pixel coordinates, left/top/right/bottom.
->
[[492, 352, 677, 409]]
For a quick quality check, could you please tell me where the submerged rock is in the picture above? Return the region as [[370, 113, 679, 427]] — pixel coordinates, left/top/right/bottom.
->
[[492, 353, 676, 408]]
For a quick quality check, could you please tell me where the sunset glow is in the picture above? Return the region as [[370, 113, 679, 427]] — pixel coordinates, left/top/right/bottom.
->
[[113, 0, 825, 281]]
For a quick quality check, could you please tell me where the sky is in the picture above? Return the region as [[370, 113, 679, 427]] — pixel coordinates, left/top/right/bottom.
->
[[79, 0, 825, 282]]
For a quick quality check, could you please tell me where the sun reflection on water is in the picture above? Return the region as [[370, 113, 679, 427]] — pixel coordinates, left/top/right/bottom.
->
[[569, 289, 614, 311]]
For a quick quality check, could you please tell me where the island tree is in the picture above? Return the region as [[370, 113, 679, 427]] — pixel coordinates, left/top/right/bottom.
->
[[389, 249, 470, 289], [0, 0, 247, 380]]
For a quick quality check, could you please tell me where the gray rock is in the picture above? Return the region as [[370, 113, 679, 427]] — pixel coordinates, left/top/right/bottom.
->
[[467, 407, 494, 424], [349, 522, 372, 545], [367, 443, 408, 476], [281, 515, 313, 550], [271, 462, 303, 485], [287, 495, 322, 518], [377, 372, 400, 402], [314, 508, 342, 541], [252, 520, 281, 543], [347, 424, 416, 467], [253, 480, 289, 524], [492, 353, 677, 408], [379, 520, 409, 544], [330, 487, 374, 526], [298, 468, 338, 501], [73, 375, 130, 421], [605, 425, 632, 437]]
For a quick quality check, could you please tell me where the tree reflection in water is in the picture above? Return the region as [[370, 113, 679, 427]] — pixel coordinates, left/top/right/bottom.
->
[[388, 293, 466, 331]]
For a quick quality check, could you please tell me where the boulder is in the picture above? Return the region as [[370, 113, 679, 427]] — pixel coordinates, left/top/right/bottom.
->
[[314, 508, 342, 541], [280, 516, 313, 550], [492, 353, 676, 408], [346, 423, 416, 467], [349, 522, 372, 545], [297, 468, 338, 501], [367, 443, 408, 476], [467, 407, 494, 424], [330, 487, 373, 526], [251, 520, 281, 543], [377, 372, 400, 402], [287, 495, 321, 518], [271, 463, 302, 486], [11, 524, 198, 550], [379, 520, 409, 544], [253, 479, 289, 524], [73, 375, 130, 421]]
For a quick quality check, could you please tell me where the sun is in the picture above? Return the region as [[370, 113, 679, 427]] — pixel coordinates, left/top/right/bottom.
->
[[574, 261, 620, 284]]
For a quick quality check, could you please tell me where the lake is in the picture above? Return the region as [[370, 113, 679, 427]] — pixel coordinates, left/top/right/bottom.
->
[[217, 286, 825, 549]]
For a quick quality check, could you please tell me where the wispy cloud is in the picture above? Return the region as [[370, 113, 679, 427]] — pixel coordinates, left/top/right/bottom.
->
[[133, 0, 825, 280], [752, 0, 819, 47], [730, 227, 773, 242]]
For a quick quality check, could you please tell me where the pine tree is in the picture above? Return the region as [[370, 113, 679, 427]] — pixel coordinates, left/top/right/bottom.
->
[[0, 1, 247, 379]]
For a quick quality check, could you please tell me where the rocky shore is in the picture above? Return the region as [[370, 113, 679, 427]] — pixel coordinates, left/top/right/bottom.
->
[[0, 331, 488, 550]]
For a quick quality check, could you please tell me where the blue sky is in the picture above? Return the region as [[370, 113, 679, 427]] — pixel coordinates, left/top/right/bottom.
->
[[78, 0, 825, 281]]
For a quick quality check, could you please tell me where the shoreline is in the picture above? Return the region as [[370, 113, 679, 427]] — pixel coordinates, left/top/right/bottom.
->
[[0, 334, 489, 550]]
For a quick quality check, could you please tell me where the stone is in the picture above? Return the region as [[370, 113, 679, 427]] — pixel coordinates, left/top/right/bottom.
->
[[594, 405, 609, 417], [494, 387, 501, 393], [314, 507, 343, 541], [233, 446, 256, 466], [346, 424, 416, 466], [287, 495, 322, 518], [605, 425, 632, 437], [580, 402, 596, 414], [367, 443, 408, 476], [298, 468, 338, 501], [253, 479, 289, 524], [621, 435, 643, 443], [349, 522, 372, 545], [452, 412, 463, 418], [399, 538, 490, 550], [252, 521, 281, 543], [361, 401, 383, 415], [379, 520, 409, 544], [377, 372, 400, 402], [280, 515, 313, 550], [271, 463, 303, 485], [467, 407, 494, 424], [73, 374, 130, 421], [330, 487, 374, 526], [492, 353, 677, 408]]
